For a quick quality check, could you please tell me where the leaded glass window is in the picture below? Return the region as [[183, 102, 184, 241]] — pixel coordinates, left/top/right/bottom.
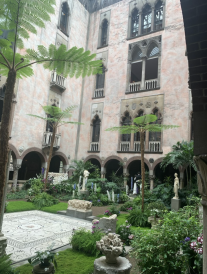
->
[[149, 109, 161, 141], [155, 1, 163, 30], [131, 9, 139, 37], [60, 2, 69, 34], [134, 111, 144, 141], [92, 116, 101, 142], [101, 19, 108, 46], [122, 113, 131, 142], [142, 5, 152, 34], [96, 65, 105, 89]]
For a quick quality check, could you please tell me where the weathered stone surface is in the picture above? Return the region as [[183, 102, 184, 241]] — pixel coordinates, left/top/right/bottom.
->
[[171, 198, 181, 211], [94, 256, 132, 274], [93, 214, 117, 233], [66, 208, 92, 220], [68, 199, 92, 211]]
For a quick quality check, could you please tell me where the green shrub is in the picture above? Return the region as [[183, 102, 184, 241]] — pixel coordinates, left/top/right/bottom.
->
[[70, 228, 104, 257], [104, 204, 120, 216], [147, 201, 167, 218], [127, 207, 150, 227], [117, 221, 134, 245], [119, 193, 129, 203], [0, 254, 18, 274], [133, 196, 142, 206], [6, 190, 27, 200], [99, 194, 109, 205], [32, 193, 59, 209], [120, 201, 134, 211], [131, 210, 201, 274]]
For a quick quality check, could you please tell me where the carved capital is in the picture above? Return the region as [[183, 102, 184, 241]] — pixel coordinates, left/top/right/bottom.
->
[[13, 164, 21, 170]]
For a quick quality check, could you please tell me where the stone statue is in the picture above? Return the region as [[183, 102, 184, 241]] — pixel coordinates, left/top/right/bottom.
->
[[96, 233, 123, 264], [82, 170, 90, 191], [173, 173, 180, 199]]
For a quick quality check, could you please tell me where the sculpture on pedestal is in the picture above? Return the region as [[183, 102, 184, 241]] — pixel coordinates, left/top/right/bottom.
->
[[173, 173, 180, 199], [82, 170, 90, 191]]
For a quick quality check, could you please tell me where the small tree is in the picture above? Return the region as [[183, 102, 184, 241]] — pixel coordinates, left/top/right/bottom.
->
[[106, 114, 178, 212], [28, 105, 81, 191], [0, 0, 102, 212], [160, 141, 196, 189]]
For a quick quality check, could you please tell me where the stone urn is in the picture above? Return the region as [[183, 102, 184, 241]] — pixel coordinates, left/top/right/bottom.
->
[[96, 233, 123, 264], [32, 262, 55, 274], [148, 216, 160, 229]]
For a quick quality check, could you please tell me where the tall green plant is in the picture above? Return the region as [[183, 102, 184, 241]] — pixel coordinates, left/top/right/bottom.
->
[[160, 141, 196, 188], [0, 0, 102, 213], [69, 160, 100, 182], [28, 105, 81, 191], [106, 114, 178, 212]]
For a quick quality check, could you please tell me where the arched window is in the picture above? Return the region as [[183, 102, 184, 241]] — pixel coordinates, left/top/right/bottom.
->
[[131, 46, 143, 83], [155, 1, 163, 30], [145, 42, 159, 83], [134, 110, 145, 141], [122, 113, 131, 142], [142, 4, 152, 34], [149, 108, 161, 142], [92, 116, 101, 142], [46, 104, 56, 132], [0, 85, 6, 122], [96, 65, 105, 89], [60, 2, 69, 35], [131, 9, 139, 37], [101, 19, 108, 47]]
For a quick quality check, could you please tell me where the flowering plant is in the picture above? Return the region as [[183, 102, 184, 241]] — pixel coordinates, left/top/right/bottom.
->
[[28, 245, 58, 270], [181, 234, 203, 274], [117, 220, 134, 245]]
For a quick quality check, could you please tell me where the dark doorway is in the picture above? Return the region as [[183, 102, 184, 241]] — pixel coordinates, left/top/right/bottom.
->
[[154, 163, 179, 184], [90, 159, 101, 170], [49, 156, 62, 173], [128, 160, 149, 179], [18, 152, 42, 180], [105, 159, 123, 181]]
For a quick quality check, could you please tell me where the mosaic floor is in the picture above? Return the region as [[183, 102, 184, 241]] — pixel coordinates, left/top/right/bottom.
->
[[2, 211, 91, 262]]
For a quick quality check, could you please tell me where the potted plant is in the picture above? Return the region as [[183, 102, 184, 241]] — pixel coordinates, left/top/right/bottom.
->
[[147, 202, 166, 229], [28, 248, 58, 274]]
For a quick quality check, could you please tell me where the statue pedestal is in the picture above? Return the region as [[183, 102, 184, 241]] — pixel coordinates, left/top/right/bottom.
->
[[94, 256, 132, 274], [66, 208, 92, 220], [171, 198, 181, 211], [79, 190, 89, 197], [0, 232, 7, 257]]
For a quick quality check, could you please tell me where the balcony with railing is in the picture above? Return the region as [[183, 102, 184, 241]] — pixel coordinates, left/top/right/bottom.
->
[[42, 131, 61, 149], [149, 141, 161, 152], [120, 142, 130, 152], [129, 82, 141, 93], [134, 141, 141, 152], [90, 142, 99, 152], [118, 141, 161, 153], [94, 88, 104, 98], [145, 79, 158, 90], [50, 70, 66, 91]]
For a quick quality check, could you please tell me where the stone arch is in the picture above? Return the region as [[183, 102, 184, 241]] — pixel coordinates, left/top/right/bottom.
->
[[151, 157, 164, 170], [84, 155, 102, 166], [103, 155, 123, 168], [9, 143, 19, 160], [126, 156, 151, 171], [147, 40, 160, 58], [52, 151, 69, 166], [20, 147, 47, 163]]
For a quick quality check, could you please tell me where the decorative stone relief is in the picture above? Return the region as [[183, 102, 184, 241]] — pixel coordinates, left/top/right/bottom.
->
[[68, 199, 92, 211], [149, 158, 154, 163], [18, 146, 24, 156], [146, 102, 151, 108], [91, 103, 104, 120], [48, 172, 68, 184], [92, 214, 117, 233]]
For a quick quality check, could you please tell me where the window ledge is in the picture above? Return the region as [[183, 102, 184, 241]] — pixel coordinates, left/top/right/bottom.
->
[[57, 26, 69, 37], [87, 151, 100, 153], [97, 45, 108, 49], [92, 96, 105, 99], [127, 28, 164, 41], [126, 87, 160, 94], [117, 150, 163, 154]]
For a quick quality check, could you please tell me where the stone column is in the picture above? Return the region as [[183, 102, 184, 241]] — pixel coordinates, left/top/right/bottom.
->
[[149, 170, 155, 190], [101, 167, 106, 179], [138, 12, 142, 35], [12, 159, 22, 191], [194, 156, 207, 274], [141, 57, 147, 90], [151, 6, 155, 31], [130, 132, 134, 151], [145, 131, 149, 151], [123, 168, 129, 187]]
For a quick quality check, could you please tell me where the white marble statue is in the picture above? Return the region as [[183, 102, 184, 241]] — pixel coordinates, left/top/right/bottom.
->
[[126, 185, 129, 195], [82, 170, 90, 191], [107, 190, 111, 201], [133, 182, 137, 195], [173, 173, 180, 199], [112, 190, 115, 202]]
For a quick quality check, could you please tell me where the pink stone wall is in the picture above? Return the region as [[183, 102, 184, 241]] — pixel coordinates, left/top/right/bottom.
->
[[78, 0, 190, 167]]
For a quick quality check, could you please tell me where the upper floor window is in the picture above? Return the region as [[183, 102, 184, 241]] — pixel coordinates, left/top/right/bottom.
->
[[149, 108, 161, 142], [121, 112, 131, 142], [142, 4, 152, 34], [101, 19, 108, 47], [134, 110, 145, 141], [96, 65, 105, 90], [60, 2, 69, 35], [131, 8, 139, 38], [0, 85, 5, 122], [92, 116, 101, 142], [155, 1, 163, 31], [131, 46, 142, 84]]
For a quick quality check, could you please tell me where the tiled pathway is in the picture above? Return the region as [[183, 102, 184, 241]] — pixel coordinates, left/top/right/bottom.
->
[[2, 211, 91, 262]]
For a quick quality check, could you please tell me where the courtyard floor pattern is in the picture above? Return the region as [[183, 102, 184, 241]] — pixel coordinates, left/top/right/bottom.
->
[[2, 211, 91, 262]]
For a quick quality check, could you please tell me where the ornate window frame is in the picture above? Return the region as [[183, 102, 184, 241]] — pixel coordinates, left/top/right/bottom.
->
[[127, 0, 166, 40], [126, 35, 162, 94], [57, 0, 71, 37], [97, 10, 111, 49]]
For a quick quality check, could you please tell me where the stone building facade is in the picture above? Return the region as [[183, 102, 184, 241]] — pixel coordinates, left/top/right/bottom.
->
[[0, 0, 191, 188]]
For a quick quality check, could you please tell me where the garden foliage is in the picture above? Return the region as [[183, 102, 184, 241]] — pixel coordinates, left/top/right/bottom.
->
[[32, 193, 59, 209], [127, 207, 150, 227]]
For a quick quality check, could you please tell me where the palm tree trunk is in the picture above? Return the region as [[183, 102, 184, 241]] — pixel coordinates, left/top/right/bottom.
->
[[0, 69, 16, 213], [140, 131, 145, 212], [44, 126, 56, 191]]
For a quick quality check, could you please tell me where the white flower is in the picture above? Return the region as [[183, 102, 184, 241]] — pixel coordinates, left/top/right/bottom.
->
[[44, 268, 49, 271], [56, 253, 59, 256], [47, 251, 50, 255]]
